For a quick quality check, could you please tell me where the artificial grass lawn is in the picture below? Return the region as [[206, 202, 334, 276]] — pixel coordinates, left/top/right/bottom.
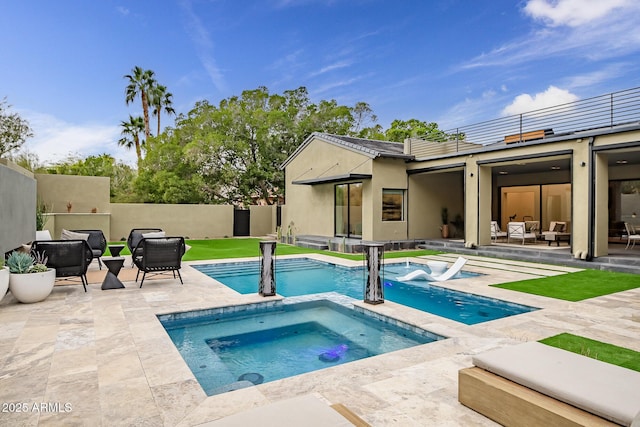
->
[[492, 269, 640, 301], [180, 238, 440, 261], [541, 333, 640, 372], [107, 238, 440, 261]]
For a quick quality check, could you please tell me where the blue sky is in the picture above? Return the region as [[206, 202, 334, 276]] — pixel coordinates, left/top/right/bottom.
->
[[2, 0, 640, 166]]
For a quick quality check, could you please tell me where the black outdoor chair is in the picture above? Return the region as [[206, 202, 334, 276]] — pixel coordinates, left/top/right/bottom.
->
[[71, 229, 107, 269], [31, 239, 93, 292], [127, 228, 164, 265], [132, 236, 185, 288]]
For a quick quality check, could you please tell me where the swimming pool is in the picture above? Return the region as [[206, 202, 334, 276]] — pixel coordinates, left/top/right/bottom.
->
[[193, 258, 538, 325], [158, 296, 444, 395]]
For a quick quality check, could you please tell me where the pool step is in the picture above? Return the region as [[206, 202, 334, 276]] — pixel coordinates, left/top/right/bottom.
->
[[194, 258, 334, 278]]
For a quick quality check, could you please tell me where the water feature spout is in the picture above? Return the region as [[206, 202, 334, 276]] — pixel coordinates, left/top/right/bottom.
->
[[363, 242, 384, 305], [259, 240, 276, 296]]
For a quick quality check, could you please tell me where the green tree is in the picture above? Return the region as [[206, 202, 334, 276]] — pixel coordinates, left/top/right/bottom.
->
[[357, 124, 386, 140], [151, 84, 175, 136], [136, 86, 369, 205], [351, 101, 378, 134], [124, 66, 156, 140], [134, 127, 213, 204], [385, 119, 451, 143], [49, 154, 136, 202], [11, 150, 46, 173], [0, 98, 33, 157], [118, 115, 145, 165]]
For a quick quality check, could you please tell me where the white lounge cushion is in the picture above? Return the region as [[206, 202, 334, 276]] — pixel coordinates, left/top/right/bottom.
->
[[204, 395, 354, 427], [61, 229, 90, 241], [472, 341, 640, 426], [142, 231, 166, 238]]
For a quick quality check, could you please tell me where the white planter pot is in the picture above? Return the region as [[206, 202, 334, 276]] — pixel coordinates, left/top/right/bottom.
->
[[0, 267, 9, 302], [9, 268, 56, 304]]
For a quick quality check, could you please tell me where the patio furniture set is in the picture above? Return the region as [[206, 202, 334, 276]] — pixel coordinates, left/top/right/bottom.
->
[[11, 228, 185, 292], [491, 220, 570, 246]]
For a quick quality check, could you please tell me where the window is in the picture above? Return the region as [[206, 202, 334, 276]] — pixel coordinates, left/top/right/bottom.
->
[[382, 189, 404, 221]]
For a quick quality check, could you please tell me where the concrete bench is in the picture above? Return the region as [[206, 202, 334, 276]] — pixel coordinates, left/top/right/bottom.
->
[[459, 342, 640, 426]]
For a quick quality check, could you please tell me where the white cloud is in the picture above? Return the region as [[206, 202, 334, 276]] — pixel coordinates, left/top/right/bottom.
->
[[308, 60, 352, 78], [524, 0, 631, 27], [460, 1, 640, 69], [502, 86, 579, 116], [179, 0, 228, 93], [564, 63, 628, 89], [116, 6, 130, 16], [438, 90, 502, 129], [20, 111, 137, 167], [311, 74, 371, 96]]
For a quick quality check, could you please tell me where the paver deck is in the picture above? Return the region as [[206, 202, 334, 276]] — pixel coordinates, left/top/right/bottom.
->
[[0, 254, 638, 426]]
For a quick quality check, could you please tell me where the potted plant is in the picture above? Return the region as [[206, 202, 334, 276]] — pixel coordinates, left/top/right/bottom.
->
[[440, 207, 450, 238], [286, 221, 295, 244], [0, 258, 8, 303], [36, 199, 51, 231], [6, 251, 56, 303]]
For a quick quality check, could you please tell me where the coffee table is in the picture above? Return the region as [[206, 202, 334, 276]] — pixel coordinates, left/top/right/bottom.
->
[[543, 232, 570, 246], [101, 257, 125, 290]]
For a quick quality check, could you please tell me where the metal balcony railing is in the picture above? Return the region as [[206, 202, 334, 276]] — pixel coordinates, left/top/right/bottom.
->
[[430, 86, 640, 148]]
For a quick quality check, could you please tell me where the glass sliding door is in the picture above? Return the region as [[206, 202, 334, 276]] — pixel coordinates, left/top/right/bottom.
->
[[335, 182, 362, 238]]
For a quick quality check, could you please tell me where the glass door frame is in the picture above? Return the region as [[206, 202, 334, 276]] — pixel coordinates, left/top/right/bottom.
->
[[334, 182, 363, 238]]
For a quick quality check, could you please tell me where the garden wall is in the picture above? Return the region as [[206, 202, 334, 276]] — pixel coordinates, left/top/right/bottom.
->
[[110, 203, 235, 241], [34, 175, 277, 241], [0, 160, 37, 255], [36, 174, 110, 214]]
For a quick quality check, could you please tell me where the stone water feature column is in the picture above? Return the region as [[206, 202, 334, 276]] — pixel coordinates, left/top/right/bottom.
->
[[258, 240, 276, 296], [363, 242, 384, 304]]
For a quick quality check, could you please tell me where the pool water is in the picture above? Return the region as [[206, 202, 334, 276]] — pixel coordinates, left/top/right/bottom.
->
[[193, 258, 538, 325], [159, 298, 443, 395]]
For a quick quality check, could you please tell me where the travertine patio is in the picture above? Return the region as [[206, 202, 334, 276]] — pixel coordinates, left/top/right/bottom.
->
[[1, 253, 639, 426]]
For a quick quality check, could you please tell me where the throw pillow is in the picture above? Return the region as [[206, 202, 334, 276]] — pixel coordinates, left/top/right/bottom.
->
[[61, 229, 90, 241], [553, 223, 565, 232], [142, 231, 166, 239]]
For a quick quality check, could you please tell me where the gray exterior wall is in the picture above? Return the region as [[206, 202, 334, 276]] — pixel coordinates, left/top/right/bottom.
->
[[0, 160, 36, 256]]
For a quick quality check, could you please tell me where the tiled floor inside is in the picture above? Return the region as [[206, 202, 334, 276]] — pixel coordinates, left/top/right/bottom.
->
[[1, 253, 639, 426]]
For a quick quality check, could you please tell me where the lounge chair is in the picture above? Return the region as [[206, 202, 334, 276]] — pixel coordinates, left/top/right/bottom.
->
[[459, 342, 640, 426], [624, 222, 640, 249], [396, 257, 467, 282], [507, 222, 537, 244], [490, 221, 507, 242], [132, 236, 185, 287], [71, 229, 107, 269], [31, 239, 93, 292], [127, 228, 164, 266]]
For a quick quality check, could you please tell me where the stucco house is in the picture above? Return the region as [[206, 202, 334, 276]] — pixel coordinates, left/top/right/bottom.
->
[[280, 88, 640, 261]]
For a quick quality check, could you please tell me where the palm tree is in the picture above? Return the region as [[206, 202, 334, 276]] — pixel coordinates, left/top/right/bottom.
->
[[118, 115, 145, 166], [124, 66, 156, 140], [151, 84, 176, 136]]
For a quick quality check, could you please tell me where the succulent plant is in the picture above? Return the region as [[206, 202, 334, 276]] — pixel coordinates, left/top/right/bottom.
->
[[6, 251, 49, 274], [30, 264, 49, 273], [6, 251, 36, 274]]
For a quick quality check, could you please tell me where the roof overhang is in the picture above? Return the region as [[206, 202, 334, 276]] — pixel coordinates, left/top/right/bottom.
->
[[292, 173, 372, 185]]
